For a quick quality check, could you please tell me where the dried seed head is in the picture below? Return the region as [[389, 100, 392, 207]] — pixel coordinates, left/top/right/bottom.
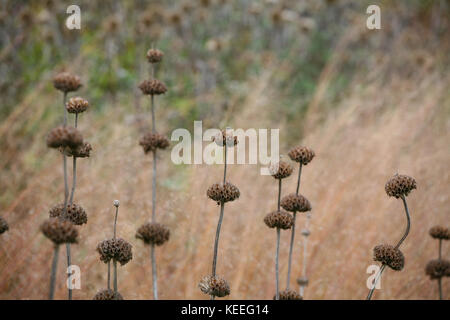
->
[[429, 226, 450, 240], [288, 146, 315, 165], [281, 193, 311, 212], [139, 79, 167, 95], [147, 49, 164, 64], [297, 277, 309, 286], [93, 289, 123, 300], [213, 129, 238, 147], [0, 216, 9, 234], [136, 222, 170, 246], [385, 174, 417, 198], [60, 142, 92, 158], [97, 238, 133, 265], [207, 182, 240, 204], [274, 289, 303, 300], [49, 203, 87, 225], [66, 97, 89, 114], [46, 126, 83, 149], [264, 210, 294, 229], [373, 244, 404, 271], [425, 259, 450, 280], [139, 132, 170, 154], [269, 161, 293, 179], [41, 218, 78, 244], [199, 275, 230, 298], [53, 72, 82, 93]]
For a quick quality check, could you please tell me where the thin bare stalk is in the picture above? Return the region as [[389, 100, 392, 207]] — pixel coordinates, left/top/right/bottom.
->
[[113, 260, 118, 295], [275, 227, 280, 300], [212, 202, 225, 279], [296, 163, 302, 194], [69, 157, 77, 204], [299, 214, 311, 297], [367, 264, 386, 300], [151, 244, 158, 300], [277, 179, 281, 211], [66, 243, 72, 300], [152, 150, 157, 222], [113, 205, 118, 239], [395, 195, 411, 249], [63, 92, 67, 126], [438, 239, 442, 260], [107, 262, 111, 290], [438, 278, 442, 300], [49, 245, 60, 300], [223, 146, 227, 184], [74, 113, 78, 128], [151, 95, 156, 133]]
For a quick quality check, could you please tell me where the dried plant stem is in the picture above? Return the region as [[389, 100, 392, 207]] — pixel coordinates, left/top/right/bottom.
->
[[107, 262, 111, 290], [151, 95, 156, 133], [439, 239, 442, 260], [74, 113, 78, 128], [277, 179, 282, 211], [63, 92, 67, 126], [151, 244, 158, 300], [286, 163, 302, 289], [275, 228, 281, 300], [69, 157, 77, 204], [367, 195, 411, 300], [113, 206, 118, 239], [152, 150, 157, 222], [299, 213, 311, 297], [66, 243, 72, 300], [223, 146, 227, 184], [113, 260, 118, 295], [438, 238, 442, 300], [49, 245, 60, 300]]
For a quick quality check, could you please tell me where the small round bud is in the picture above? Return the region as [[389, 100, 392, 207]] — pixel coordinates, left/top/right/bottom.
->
[[146, 48, 164, 64], [213, 129, 238, 147], [269, 161, 293, 179], [53, 72, 82, 93], [139, 79, 167, 95], [66, 97, 89, 114], [113, 200, 120, 207], [139, 132, 170, 154], [288, 146, 315, 165]]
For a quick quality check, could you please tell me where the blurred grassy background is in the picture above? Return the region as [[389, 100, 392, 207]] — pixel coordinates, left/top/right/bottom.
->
[[0, 0, 449, 299]]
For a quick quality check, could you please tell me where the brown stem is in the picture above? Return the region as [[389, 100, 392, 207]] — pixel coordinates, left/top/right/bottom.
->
[[151, 244, 158, 300], [275, 228, 280, 300], [367, 264, 386, 300], [152, 150, 157, 222], [395, 195, 411, 250], [277, 179, 282, 211], [49, 245, 60, 300]]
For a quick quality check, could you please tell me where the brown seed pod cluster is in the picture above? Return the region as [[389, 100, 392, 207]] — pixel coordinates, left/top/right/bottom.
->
[[135, 222, 170, 246], [92, 289, 124, 300], [264, 210, 294, 229], [274, 289, 303, 300], [288, 146, 315, 165], [49, 203, 87, 225], [385, 174, 417, 198], [207, 182, 240, 204], [97, 238, 133, 265], [139, 132, 170, 154], [60, 141, 93, 158], [146, 49, 164, 64], [139, 79, 167, 95], [297, 277, 309, 286], [0, 216, 9, 234], [280, 193, 311, 212], [429, 226, 450, 240], [41, 218, 78, 244], [53, 72, 82, 93], [425, 259, 450, 280], [199, 275, 230, 298], [66, 97, 89, 114], [46, 126, 83, 149], [213, 129, 238, 147], [373, 244, 405, 271], [269, 161, 293, 179]]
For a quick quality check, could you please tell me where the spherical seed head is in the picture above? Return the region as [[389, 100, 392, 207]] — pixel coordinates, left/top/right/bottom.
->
[[264, 210, 294, 230], [96, 238, 133, 265], [139, 132, 170, 154], [288, 146, 315, 165], [425, 259, 450, 280], [138, 79, 167, 95], [53, 72, 82, 93], [146, 49, 164, 64], [199, 275, 230, 298], [66, 97, 89, 114], [281, 193, 311, 212], [385, 174, 417, 198], [269, 161, 293, 179], [60, 141, 92, 158], [41, 218, 78, 244], [49, 203, 87, 225], [297, 277, 309, 286], [373, 244, 405, 271], [46, 126, 83, 149], [275, 289, 303, 300], [213, 129, 238, 147], [93, 289, 123, 300], [0, 216, 9, 234], [135, 222, 170, 246], [113, 200, 120, 207], [207, 181, 240, 204], [429, 226, 450, 240]]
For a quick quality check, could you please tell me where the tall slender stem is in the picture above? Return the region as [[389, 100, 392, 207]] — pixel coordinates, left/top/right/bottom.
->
[[395, 195, 411, 249], [438, 239, 442, 260], [296, 163, 302, 194], [275, 228, 280, 300], [367, 264, 386, 300], [49, 245, 60, 300], [66, 243, 72, 300], [277, 179, 281, 211], [113, 260, 118, 296], [69, 157, 77, 204], [113, 206, 118, 239], [63, 92, 67, 126], [151, 95, 156, 133], [223, 146, 227, 184], [74, 113, 78, 128], [212, 203, 225, 279], [107, 262, 111, 290], [151, 244, 158, 300], [152, 150, 157, 222], [438, 278, 442, 300], [299, 214, 311, 297]]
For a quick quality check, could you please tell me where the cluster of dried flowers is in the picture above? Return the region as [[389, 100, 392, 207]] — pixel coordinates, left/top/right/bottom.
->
[[41, 72, 92, 300], [425, 226, 450, 299], [135, 48, 171, 300], [200, 129, 240, 300], [367, 174, 417, 300], [264, 145, 314, 300]]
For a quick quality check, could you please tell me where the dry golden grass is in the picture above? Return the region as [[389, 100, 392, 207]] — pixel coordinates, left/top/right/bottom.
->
[[0, 23, 449, 300]]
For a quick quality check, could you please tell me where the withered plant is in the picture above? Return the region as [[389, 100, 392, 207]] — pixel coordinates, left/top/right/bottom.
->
[[425, 226, 450, 300]]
